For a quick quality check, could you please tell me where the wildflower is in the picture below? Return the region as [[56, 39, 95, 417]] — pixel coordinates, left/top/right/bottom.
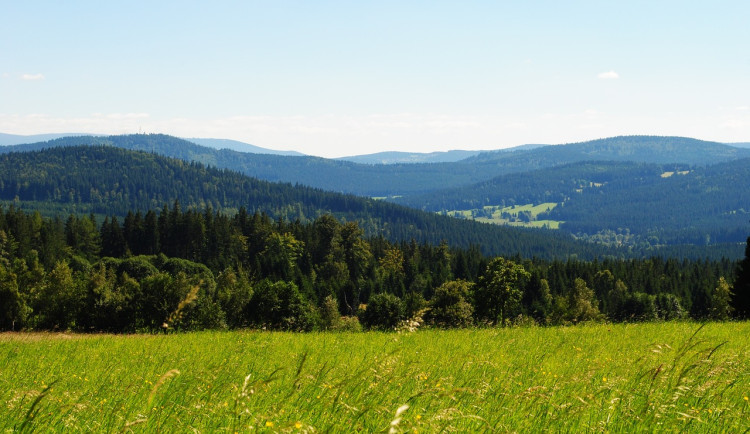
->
[[744, 396, 749, 401], [295, 421, 302, 429], [265, 421, 274, 427], [602, 377, 607, 382]]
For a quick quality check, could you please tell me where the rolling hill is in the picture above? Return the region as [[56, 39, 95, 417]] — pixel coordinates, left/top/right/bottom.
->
[[464, 136, 750, 166], [337, 150, 481, 164], [186, 137, 305, 156], [3, 134, 749, 198], [1, 133, 747, 258], [0, 145, 628, 260], [395, 159, 750, 247]]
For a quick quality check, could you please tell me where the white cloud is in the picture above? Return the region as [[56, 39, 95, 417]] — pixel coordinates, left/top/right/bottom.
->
[[597, 70, 619, 80], [21, 73, 45, 81], [736, 106, 749, 111]]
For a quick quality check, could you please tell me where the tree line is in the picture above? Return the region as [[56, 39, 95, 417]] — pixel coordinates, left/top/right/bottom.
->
[[1, 204, 748, 332]]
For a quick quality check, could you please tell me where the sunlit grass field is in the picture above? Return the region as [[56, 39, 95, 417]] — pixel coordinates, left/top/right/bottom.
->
[[2, 322, 749, 432], [449, 203, 563, 229]]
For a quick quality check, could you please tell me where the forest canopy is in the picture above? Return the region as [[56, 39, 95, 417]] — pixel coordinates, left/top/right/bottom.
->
[[1, 205, 746, 333]]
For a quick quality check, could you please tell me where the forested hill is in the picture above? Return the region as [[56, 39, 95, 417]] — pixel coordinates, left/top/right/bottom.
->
[[0, 135, 494, 197], [186, 137, 304, 156], [2, 134, 748, 198], [337, 150, 481, 164], [395, 159, 750, 249], [0, 145, 620, 260], [464, 136, 750, 166]]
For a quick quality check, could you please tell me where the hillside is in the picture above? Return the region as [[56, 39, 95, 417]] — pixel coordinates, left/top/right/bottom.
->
[[0, 145, 623, 260], [186, 137, 304, 156], [3, 134, 749, 198], [465, 136, 750, 166], [0, 135, 492, 196], [395, 159, 750, 247], [337, 149, 481, 164]]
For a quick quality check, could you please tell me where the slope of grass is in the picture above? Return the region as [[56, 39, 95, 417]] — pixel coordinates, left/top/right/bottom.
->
[[447, 203, 563, 229], [2, 323, 749, 432]]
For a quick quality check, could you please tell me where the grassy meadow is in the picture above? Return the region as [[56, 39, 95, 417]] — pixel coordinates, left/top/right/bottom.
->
[[449, 203, 563, 229], [2, 322, 750, 432]]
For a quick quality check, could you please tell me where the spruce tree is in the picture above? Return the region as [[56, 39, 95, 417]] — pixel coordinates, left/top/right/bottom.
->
[[731, 236, 750, 318]]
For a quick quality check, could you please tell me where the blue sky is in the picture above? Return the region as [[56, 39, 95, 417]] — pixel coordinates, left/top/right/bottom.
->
[[2, 1, 748, 157]]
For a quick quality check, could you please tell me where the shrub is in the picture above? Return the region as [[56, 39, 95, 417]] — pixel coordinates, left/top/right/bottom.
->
[[332, 316, 362, 332], [247, 280, 317, 331], [360, 292, 404, 330], [426, 280, 474, 328], [622, 292, 657, 321]]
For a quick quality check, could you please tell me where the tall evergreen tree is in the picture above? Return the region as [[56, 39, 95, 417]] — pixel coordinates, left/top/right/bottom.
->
[[731, 236, 750, 318]]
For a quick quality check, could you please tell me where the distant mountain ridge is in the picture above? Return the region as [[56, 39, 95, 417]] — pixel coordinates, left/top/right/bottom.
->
[[0, 132, 93, 146], [336, 143, 546, 164], [464, 136, 750, 165], [186, 137, 305, 156], [337, 150, 481, 164], [2, 134, 748, 199]]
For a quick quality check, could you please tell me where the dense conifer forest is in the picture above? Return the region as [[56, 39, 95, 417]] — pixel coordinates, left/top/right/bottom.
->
[[1, 205, 748, 332]]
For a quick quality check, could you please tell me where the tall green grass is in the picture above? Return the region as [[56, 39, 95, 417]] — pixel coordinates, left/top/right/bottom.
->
[[2, 322, 749, 432]]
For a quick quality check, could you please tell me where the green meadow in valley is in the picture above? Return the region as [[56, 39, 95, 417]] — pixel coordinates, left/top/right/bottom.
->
[[3, 322, 749, 432]]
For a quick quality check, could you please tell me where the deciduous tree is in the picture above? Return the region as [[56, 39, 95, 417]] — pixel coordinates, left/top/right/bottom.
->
[[474, 257, 530, 325]]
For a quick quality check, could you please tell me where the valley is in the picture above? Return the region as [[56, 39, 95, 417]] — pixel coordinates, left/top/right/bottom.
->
[[445, 202, 562, 229]]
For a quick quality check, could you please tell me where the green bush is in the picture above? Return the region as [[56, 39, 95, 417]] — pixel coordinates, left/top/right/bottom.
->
[[247, 280, 317, 331], [427, 280, 474, 328], [360, 292, 404, 330], [332, 316, 362, 332]]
